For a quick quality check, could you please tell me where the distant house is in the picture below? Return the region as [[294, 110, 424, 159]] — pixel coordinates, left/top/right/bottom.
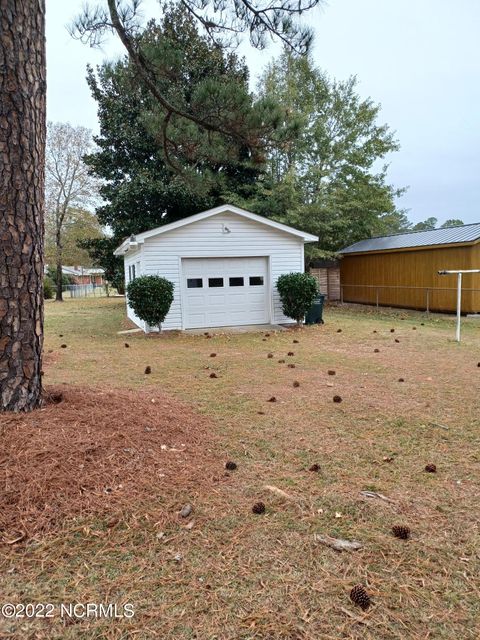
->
[[339, 223, 480, 313], [114, 204, 318, 331], [62, 266, 105, 286]]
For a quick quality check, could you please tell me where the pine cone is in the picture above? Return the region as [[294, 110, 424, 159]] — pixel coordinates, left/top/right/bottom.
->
[[309, 463, 320, 472], [252, 501, 266, 514], [425, 463, 437, 473], [333, 395, 342, 403], [350, 584, 371, 610], [225, 461, 237, 471], [209, 372, 218, 379], [144, 366, 151, 374], [392, 525, 410, 540]]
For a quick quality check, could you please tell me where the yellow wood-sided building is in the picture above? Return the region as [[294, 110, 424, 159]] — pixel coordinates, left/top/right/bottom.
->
[[339, 224, 480, 313]]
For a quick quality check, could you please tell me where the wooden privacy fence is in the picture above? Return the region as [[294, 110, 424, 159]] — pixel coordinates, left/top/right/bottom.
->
[[341, 284, 480, 314], [310, 265, 341, 301]]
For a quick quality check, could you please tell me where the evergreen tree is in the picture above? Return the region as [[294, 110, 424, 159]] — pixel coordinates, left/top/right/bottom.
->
[[255, 52, 409, 258], [84, 6, 275, 242], [441, 218, 464, 228], [412, 217, 438, 231]]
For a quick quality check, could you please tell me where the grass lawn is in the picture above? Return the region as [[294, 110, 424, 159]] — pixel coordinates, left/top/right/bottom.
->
[[1, 297, 480, 639]]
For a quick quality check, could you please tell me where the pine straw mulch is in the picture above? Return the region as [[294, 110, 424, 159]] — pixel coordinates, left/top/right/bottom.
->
[[0, 386, 217, 541]]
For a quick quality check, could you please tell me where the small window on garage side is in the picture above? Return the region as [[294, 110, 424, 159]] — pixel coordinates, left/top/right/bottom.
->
[[229, 277, 244, 287], [249, 276, 264, 286], [187, 278, 203, 288], [131, 264, 136, 280], [208, 277, 224, 288]]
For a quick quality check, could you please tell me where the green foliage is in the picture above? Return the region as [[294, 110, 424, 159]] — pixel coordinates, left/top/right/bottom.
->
[[43, 277, 54, 300], [55, 208, 103, 267], [255, 51, 409, 258], [276, 272, 319, 324], [84, 6, 279, 240], [45, 266, 72, 286], [412, 217, 438, 231], [126, 276, 174, 329], [413, 218, 464, 232], [442, 219, 464, 228], [78, 237, 125, 294]]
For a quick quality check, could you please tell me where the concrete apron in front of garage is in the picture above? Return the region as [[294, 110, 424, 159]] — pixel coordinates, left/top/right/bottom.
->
[[184, 323, 288, 335]]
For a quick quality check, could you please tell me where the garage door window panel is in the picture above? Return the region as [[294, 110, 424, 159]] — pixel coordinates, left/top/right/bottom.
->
[[249, 276, 264, 286], [208, 277, 224, 288], [229, 277, 244, 287], [187, 278, 203, 288]]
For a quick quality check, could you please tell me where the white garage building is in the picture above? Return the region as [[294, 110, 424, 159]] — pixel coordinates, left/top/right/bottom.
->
[[114, 205, 318, 331]]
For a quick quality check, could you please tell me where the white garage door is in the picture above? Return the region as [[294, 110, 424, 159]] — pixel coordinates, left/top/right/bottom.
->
[[182, 257, 269, 329]]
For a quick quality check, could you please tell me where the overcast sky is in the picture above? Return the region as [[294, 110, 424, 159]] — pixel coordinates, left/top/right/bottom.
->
[[46, 0, 480, 225]]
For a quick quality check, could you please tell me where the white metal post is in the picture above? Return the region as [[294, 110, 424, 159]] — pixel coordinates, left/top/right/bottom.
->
[[456, 272, 462, 343], [438, 269, 480, 343]]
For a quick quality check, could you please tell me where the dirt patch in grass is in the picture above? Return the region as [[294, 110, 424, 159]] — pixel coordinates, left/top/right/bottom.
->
[[0, 385, 217, 540]]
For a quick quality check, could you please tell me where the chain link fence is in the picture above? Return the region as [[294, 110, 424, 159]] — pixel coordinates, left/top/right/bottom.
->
[[340, 284, 480, 315], [62, 284, 115, 298]]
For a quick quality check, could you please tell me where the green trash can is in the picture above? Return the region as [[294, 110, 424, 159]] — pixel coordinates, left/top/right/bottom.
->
[[305, 294, 325, 325]]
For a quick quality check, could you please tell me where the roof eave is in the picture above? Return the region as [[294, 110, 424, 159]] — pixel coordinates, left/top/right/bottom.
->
[[340, 238, 480, 256]]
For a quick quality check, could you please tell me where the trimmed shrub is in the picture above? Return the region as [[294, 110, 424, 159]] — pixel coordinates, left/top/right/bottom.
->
[[126, 275, 174, 331], [276, 272, 319, 324], [43, 277, 54, 299]]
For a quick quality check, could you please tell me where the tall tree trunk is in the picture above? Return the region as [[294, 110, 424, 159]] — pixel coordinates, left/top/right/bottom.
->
[[0, 1, 46, 411], [55, 229, 63, 301]]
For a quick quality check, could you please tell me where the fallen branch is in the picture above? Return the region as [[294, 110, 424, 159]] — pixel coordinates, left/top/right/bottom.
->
[[263, 484, 296, 501], [263, 484, 306, 513], [428, 422, 450, 431], [340, 606, 371, 625], [2, 532, 26, 545], [314, 534, 363, 552], [360, 490, 395, 503]]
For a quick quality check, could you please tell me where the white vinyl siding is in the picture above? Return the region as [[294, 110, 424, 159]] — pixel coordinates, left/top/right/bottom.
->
[[123, 211, 306, 331], [124, 248, 145, 330]]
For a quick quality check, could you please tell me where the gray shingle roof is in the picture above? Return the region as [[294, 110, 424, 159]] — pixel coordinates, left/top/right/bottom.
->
[[340, 223, 480, 254]]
